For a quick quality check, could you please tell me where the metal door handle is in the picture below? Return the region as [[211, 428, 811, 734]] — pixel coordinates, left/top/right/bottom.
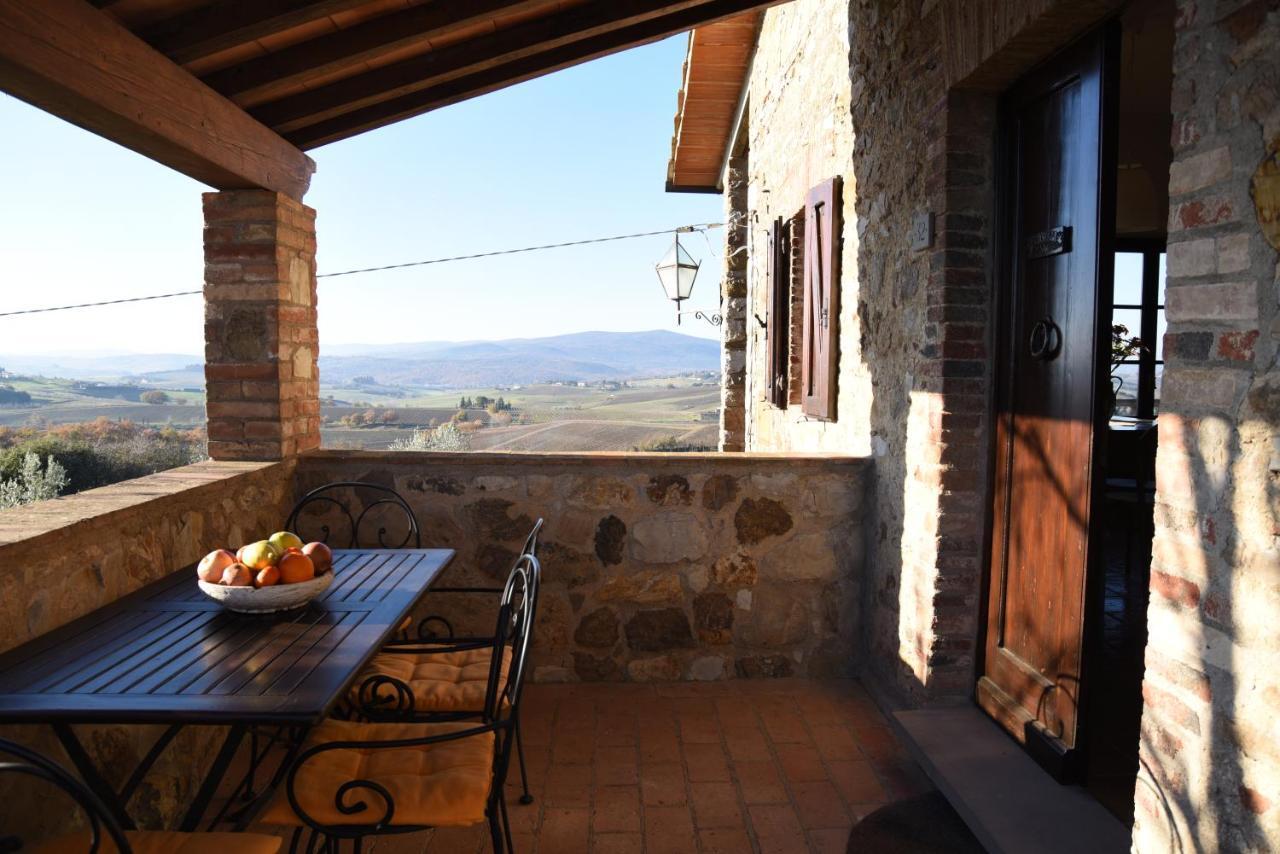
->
[[1028, 316, 1062, 361]]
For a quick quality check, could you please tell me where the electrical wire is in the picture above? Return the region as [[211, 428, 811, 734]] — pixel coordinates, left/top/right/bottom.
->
[[0, 222, 723, 318]]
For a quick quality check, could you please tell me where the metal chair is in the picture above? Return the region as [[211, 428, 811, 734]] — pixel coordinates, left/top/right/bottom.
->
[[285, 481, 420, 549], [351, 519, 543, 805], [260, 554, 540, 854], [0, 737, 283, 854]]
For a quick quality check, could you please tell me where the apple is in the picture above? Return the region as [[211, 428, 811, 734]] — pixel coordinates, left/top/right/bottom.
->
[[241, 540, 281, 571], [269, 531, 304, 553], [302, 541, 333, 574], [235, 544, 248, 564], [197, 549, 236, 583], [220, 563, 253, 586]]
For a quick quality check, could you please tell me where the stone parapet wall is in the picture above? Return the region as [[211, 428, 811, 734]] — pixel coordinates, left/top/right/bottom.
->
[[295, 450, 870, 683], [0, 460, 296, 840]]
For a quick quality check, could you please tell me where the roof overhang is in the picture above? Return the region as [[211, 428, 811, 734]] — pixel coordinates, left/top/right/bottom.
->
[[664, 11, 760, 194]]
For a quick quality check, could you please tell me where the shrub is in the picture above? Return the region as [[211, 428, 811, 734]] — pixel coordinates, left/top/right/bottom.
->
[[0, 387, 32, 405], [0, 452, 69, 509], [631, 435, 716, 453], [388, 422, 471, 452], [140, 390, 170, 405]]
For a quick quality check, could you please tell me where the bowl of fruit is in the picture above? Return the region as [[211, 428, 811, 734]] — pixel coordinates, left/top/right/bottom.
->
[[196, 531, 335, 614]]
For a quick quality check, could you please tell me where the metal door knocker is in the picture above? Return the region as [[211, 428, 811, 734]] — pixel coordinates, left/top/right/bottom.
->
[[1028, 316, 1062, 361]]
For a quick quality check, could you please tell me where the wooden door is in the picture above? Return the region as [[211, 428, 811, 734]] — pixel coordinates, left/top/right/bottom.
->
[[979, 29, 1117, 773]]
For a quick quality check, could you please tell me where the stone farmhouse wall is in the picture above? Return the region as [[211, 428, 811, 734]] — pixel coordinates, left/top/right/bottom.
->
[[1136, 2, 1280, 851], [295, 450, 870, 683], [736, 0, 1280, 850]]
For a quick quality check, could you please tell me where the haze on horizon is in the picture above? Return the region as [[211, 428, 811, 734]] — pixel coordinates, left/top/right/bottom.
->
[[0, 36, 722, 356]]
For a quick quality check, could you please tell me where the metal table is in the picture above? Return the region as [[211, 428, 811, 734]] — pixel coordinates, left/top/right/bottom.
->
[[0, 547, 453, 830]]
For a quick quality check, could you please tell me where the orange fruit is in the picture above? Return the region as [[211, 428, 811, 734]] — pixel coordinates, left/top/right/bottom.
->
[[254, 565, 280, 588], [278, 552, 315, 585], [220, 563, 253, 587]]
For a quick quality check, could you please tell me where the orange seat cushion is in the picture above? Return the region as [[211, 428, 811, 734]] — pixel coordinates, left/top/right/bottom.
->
[[35, 830, 281, 854], [353, 647, 511, 713], [259, 719, 494, 828]]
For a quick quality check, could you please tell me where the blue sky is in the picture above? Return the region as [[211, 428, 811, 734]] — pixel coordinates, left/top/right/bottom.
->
[[0, 35, 722, 355]]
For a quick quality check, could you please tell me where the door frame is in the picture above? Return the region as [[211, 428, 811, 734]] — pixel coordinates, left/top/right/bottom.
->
[[977, 21, 1122, 782]]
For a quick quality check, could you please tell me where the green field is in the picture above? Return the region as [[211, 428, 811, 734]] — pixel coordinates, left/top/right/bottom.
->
[[1, 373, 721, 452]]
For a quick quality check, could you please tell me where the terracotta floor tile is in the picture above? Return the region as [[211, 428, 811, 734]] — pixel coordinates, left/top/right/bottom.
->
[[760, 708, 812, 744], [850, 724, 904, 762], [734, 759, 790, 804], [810, 724, 861, 761], [826, 759, 887, 804], [809, 826, 853, 854], [875, 760, 934, 799], [690, 780, 745, 829], [597, 712, 638, 747], [639, 728, 683, 764], [595, 745, 639, 786], [643, 805, 697, 854], [639, 760, 688, 807], [697, 826, 755, 854], [723, 723, 772, 762], [774, 743, 828, 784], [592, 785, 642, 834], [678, 714, 723, 744], [552, 731, 597, 765], [422, 824, 486, 853], [544, 762, 593, 807], [368, 830, 435, 853], [684, 741, 731, 782], [592, 832, 644, 853], [539, 807, 591, 853], [669, 697, 717, 719], [790, 780, 850, 829], [748, 803, 806, 846]]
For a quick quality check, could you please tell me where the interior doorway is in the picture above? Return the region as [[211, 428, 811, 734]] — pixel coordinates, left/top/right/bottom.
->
[[978, 0, 1173, 827]]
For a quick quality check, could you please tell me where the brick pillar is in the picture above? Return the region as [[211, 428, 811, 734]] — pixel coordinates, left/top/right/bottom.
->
[[202, 190, 320, 461], [720, 154, 749, 452]]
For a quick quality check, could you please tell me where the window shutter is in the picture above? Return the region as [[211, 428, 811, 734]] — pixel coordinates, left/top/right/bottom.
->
[[801, 176, 841, 420], [766, 217, 789, 407]]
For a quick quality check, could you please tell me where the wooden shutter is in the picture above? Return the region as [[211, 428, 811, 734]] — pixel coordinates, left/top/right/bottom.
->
[[801, 176, 841, 420], [765, 216, 789, 407]]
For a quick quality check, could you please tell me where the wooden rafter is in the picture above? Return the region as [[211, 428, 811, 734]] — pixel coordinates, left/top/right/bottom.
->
[[252, 0, 784, 137], [136, 0, 374, 65], [285, 0, 781, 149], [201, 0, 556, 107], [0, 0, 315, 199]]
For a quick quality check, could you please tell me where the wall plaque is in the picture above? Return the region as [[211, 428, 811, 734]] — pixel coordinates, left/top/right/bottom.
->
[[909, 212, 934, 251], [1027, 225, 1072, 259]]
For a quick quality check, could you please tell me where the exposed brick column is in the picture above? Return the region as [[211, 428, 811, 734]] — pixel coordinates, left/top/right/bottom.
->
[[203, 190, 320, 461], [720, 154, 748, 452]]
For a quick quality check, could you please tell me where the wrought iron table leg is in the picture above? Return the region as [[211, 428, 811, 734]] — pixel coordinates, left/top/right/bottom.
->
[[52, 723, 136, 830], [179, 724, 247, 831]]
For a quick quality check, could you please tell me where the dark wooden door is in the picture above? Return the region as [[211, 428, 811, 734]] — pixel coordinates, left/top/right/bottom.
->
[[980, 30, 1116, 771]]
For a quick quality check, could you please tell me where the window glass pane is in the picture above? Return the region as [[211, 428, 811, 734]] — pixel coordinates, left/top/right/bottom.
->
[[1112, 307, 1143, 344], [1157, 252, 1167, 305], [1114, 252, 1144, 304], [1154, 363, 1163, 416], [1155, 308, 1167, 361], [1112, 363, 1141, 417]]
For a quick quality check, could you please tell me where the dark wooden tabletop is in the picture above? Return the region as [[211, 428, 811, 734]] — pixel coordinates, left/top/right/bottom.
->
[[0, 549, 452, 725]]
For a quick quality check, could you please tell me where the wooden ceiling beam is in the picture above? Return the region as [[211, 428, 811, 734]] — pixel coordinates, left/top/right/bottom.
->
[[0, 0, 315, 199], [284, 0, 783, 149], [252, 0, 773, 134], [202, 0, 554, 106], [137, 0, 375, 65]]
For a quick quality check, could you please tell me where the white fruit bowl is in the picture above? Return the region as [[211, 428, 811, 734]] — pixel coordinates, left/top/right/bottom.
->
[[198, 571, 333, 614]]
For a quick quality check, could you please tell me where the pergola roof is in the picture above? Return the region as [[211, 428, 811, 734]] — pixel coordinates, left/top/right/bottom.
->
[[665, 11, 758, 192], [0, 0, 784, 200]]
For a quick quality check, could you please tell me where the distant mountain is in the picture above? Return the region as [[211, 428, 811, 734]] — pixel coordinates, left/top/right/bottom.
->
[[1, 331, 720, 388], [319, 331, 720, 387]]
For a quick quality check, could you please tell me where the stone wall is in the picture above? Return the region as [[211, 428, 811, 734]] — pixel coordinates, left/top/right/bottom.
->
[[295, 450, 869, 683], [1135, 1, 1280, 850], [720, 154, 749, 451], [0, 460, 297, 841]]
